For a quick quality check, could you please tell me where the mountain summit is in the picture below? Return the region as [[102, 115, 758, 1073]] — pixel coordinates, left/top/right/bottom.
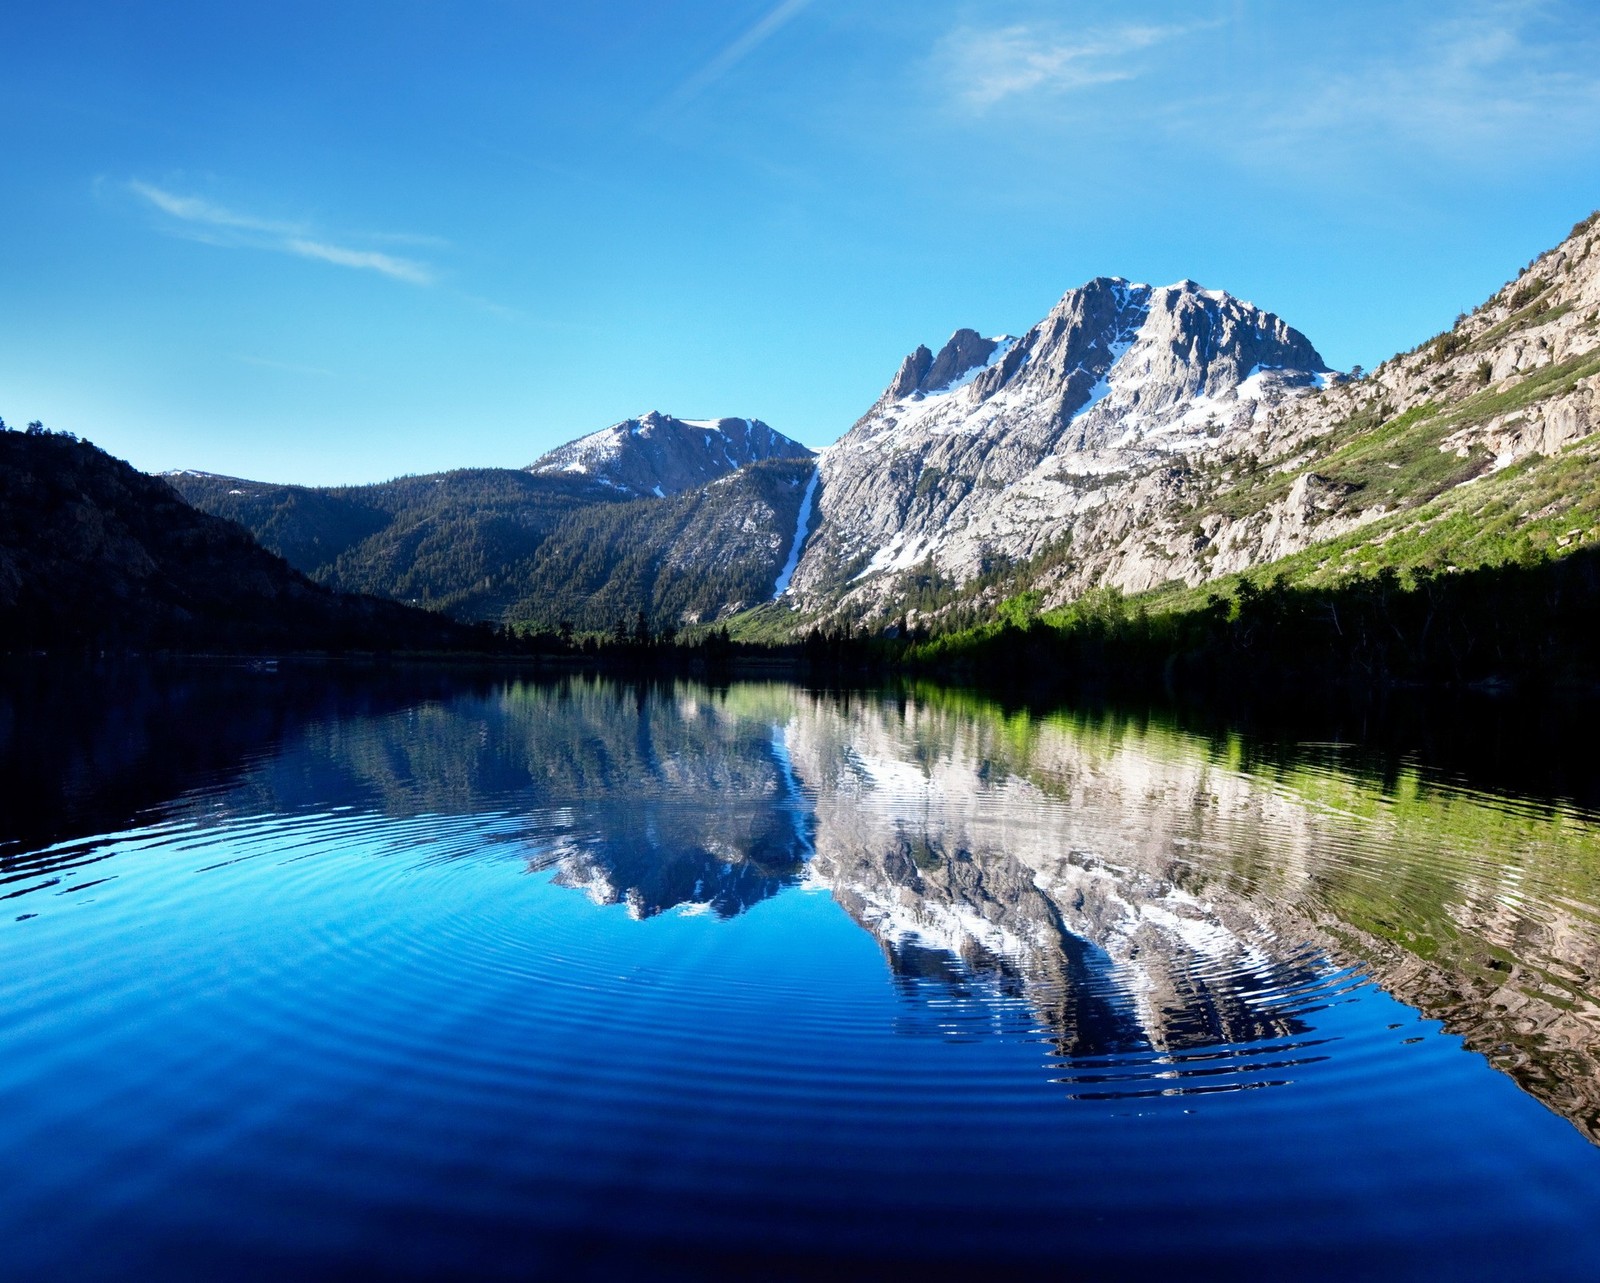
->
[[164, 210, 1600, 644], [526, 411, 811, 498], [786, 278, 1332, 606]]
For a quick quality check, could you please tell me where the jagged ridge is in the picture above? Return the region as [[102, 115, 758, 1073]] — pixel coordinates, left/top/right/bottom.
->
[[526, 410, 811, 498], [785, 278, 1331, 612]]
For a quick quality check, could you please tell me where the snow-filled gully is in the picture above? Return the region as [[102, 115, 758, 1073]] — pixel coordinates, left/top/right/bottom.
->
[[771, 465, 821, 599]]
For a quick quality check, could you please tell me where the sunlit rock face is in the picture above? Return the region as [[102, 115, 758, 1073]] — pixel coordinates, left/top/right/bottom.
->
[[787, 279, 1331, 614], [526, 411, 811, 499], [787, 217, 1600, 626]]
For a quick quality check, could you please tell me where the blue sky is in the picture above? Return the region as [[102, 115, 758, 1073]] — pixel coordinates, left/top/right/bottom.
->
[[3, 0, 1598, 484]]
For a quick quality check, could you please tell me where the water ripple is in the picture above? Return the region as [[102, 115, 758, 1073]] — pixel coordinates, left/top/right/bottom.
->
[[3, 675, 1600, 1277]]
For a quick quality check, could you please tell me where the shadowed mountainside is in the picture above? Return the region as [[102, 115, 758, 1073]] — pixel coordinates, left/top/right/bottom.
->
[[172, 452, 816, 633], [0, 431, 483, 653]]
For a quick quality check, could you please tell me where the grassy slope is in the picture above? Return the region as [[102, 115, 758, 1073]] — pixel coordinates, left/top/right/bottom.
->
[[1138, 379, 1600, 621], [900, 327, 1600, 645], [728, 223, 1600, 644]]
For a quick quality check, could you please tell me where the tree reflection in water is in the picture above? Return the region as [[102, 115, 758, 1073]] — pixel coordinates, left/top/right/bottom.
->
[[4, 663, 1599, 1139]]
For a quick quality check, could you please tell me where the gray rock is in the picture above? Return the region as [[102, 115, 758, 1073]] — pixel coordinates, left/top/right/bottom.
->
[[788, 277, 1330, 614], [527, 410, 812, 498]]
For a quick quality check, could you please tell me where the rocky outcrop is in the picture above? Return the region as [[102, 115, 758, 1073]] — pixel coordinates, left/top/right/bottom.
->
[[887, 328, 1004, 399], [785, 278, 1331, 613], [526, 410, 812, 498], [782, 212, 1600, 626]]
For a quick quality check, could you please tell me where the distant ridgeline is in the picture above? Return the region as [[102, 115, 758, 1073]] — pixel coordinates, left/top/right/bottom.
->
[[168, 413, 817, 637], [0, 426, 485, 653]]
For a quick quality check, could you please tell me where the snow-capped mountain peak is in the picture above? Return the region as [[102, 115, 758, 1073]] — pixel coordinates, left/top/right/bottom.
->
[[786, 275, 1333, 609], [526, 411, 813, 497]]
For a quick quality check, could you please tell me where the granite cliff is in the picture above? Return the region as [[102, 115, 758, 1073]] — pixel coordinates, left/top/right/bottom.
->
[[526, 411, 810, 498], [776, 212, 1600, 629], [783, 278, 1332, 615]]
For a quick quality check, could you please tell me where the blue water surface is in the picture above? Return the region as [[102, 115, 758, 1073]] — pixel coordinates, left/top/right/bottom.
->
[[2, 665, 1598, 1279]]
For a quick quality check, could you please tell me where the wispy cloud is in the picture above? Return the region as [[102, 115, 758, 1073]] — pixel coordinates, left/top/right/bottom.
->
[[665, 0, 814, 109], [1245, 0, 1600, 163], [127, 181, 436, 284], [936, 21, 1207, 110], [283, 238, 433, 285], [128, 181, 301, 236]]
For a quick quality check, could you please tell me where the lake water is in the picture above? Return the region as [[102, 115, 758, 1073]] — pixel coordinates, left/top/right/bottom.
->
[[3, 663, 1599, 1279]]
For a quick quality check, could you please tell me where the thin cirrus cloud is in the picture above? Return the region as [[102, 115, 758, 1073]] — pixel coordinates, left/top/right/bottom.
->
[[936, 21, 1206, 110], [126, 180, 435, 285], [663, 0, 814, 110]]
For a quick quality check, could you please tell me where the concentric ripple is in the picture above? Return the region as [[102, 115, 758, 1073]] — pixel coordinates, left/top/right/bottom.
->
[[2, 672, 1600, 1279]]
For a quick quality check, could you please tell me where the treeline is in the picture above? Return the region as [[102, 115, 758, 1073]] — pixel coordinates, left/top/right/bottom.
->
[[900, 551, 1600, 697], [15, 421, 1600, 696], [172, 459, 813, 634], [481, 549, 1600, 698]]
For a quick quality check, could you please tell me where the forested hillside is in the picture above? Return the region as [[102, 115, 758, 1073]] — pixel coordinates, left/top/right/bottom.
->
[[0, 429, 485, 653], [171, 458, 815, 633], [492, 458, 814, 634]]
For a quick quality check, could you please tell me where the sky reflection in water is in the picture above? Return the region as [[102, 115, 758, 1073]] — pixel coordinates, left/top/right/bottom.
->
[[2, 665, 1599, 1279]]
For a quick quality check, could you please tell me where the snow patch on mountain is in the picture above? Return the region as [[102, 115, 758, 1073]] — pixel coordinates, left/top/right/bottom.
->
[[527, 410, 813, 498], [785, 274, 1333, 613], [771, 465, 820, 599]]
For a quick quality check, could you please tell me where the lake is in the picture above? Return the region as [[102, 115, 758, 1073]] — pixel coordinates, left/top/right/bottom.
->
[[3, 662, 1599, 1279]]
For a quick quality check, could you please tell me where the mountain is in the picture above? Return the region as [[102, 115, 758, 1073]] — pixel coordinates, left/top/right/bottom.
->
[[525, 410, 811, 497], [170, 210, 1600, 647], [772, 213, 1600, 630], [161, 470, 396, 570], [1158, 210, 1600, 596], [170, 413, 815, 632], [782, 278, 1333, 615], [0, 430, 480, 652], [490, 457, 816, 632]]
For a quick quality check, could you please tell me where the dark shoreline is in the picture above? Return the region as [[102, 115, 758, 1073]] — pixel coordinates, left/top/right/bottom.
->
[[5, 651, 1597, 833]]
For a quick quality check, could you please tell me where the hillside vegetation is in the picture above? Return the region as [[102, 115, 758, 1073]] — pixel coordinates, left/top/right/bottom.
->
[[173, 459, 814, 635], [0, 429, 486, 653], [722, 212, 1600, 658]]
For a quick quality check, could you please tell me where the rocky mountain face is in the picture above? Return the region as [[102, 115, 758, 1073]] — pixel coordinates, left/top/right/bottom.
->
[[170, 211, 1600, 639], [0, 431, 477, 652], [1169, 211, 1600, 593], [525, 410, 811, 498], [784, 278, 1332, 614], [781, 213, 1600, 626]]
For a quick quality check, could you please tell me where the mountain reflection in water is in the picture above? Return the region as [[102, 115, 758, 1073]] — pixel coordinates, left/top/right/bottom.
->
[[8, 667, 1600, 1283], [5, 663, 1598, 1146], [793, 687, 1600, 1132]]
